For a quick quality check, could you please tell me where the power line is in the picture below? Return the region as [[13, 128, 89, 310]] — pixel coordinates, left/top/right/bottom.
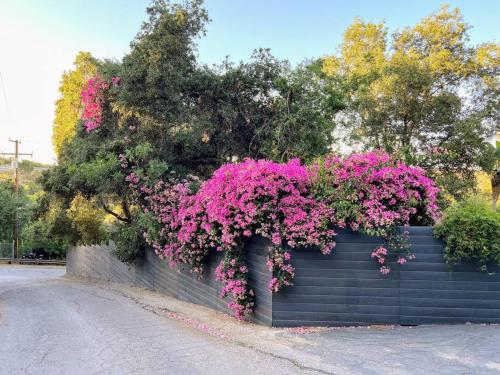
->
[[0, 71, 12, 119]]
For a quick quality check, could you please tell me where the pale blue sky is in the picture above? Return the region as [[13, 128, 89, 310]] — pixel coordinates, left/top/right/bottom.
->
[[0, 0, 498, 163]]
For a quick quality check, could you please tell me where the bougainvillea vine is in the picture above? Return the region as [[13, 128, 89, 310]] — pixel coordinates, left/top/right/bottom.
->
[[123, 151, 439, 318], [126, 158, 335, 318], [80, 75, 120, 132], [311, 151, 440, 274]]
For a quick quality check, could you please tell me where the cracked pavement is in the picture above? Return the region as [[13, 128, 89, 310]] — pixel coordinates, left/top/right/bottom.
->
[[1, 266, 499, 375]]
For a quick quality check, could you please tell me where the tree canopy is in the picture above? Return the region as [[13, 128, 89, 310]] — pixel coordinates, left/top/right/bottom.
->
[[52, 52, 98, 156], [44, 0, 343, 254], [44, 1, 499, 256], [322, 5, 499, 200]]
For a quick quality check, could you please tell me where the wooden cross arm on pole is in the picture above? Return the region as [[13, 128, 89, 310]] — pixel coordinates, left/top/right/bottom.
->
[[0, 152, 33, 156]]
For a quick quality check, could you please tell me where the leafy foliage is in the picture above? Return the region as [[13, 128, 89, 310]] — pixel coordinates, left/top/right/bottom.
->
[[0, 181, 17, 241], [118, 0, 209, 124], [52, 52, 98, 156], [322, 5, 499, 200], [66, 195, 108, 245], [256, 62, 344, 161], [45, 0, 342, 252], [187, 52, 343, 168], [435, 197, 500, 270], [0, 167, 76, 258], [21, 195, 78, 257], [110, 218, 147, 263], [478, 137, 500, 210]]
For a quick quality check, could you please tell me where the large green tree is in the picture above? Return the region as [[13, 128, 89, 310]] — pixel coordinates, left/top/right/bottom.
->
[[323, 5, 499, 201], [43, 0, 343, 258], [184, 50, 343, 169], [115, 1, 341, 175], [0, 180, 38, 254]]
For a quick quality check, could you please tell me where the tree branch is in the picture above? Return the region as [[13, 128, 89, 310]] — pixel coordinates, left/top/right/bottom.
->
[[98, 197, 131, 223], [121, 198, 132, 222]]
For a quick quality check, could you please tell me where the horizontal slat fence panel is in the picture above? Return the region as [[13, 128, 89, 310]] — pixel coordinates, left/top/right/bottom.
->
[[67, 227, 500, 327], [272, 227, 500, 326], [66, 242, 272, 325]]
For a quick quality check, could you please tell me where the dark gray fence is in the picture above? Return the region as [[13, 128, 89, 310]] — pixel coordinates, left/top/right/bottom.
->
[[274, 226, 500, 326], [66, 239, 272, 325], [67, 227, 500, 327]]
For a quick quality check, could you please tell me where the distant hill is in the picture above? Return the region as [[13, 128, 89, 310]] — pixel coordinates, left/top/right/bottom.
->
[[0, 157, 52, 188]]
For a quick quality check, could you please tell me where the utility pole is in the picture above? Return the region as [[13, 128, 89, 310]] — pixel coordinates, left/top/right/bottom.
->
[[0, 139, 32, 258]]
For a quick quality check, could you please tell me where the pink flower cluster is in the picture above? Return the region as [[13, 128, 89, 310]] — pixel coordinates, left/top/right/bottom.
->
[[129, 176, 211, 274], [130, 158, 335, 318], [195, 159, 335, 310], [266, 247, 294, 292], [371, 246, 388, 264], [215, 253, 254, 319], [126, 152, 440, 318], [312, 151, 440, 232], [197, 159, 336, 253], [80, 75, 120, 132], [311, 151, 440, 273]]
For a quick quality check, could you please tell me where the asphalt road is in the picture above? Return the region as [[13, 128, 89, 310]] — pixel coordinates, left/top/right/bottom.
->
[[0, 266, 314, 375], [2, 266, 500, 375]]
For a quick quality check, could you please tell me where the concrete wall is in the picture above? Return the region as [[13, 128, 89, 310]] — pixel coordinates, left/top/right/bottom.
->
[[67, 227, 500, 327]]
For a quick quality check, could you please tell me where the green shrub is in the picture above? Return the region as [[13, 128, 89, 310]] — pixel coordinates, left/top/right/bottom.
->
[[435, 197, 500, 270], [110, 220, 145, 264], [110, 212, 156, 263]]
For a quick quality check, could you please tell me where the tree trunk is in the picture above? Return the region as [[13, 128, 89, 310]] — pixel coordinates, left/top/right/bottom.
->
[[492, 171, 500, 212]]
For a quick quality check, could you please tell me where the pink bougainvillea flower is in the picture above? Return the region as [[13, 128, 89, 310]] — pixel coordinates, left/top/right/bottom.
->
[[128, 158, 336, 318], [125, 151, 439, 317], [81, 75, 119, 132], [311, 151, 440, 274]]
